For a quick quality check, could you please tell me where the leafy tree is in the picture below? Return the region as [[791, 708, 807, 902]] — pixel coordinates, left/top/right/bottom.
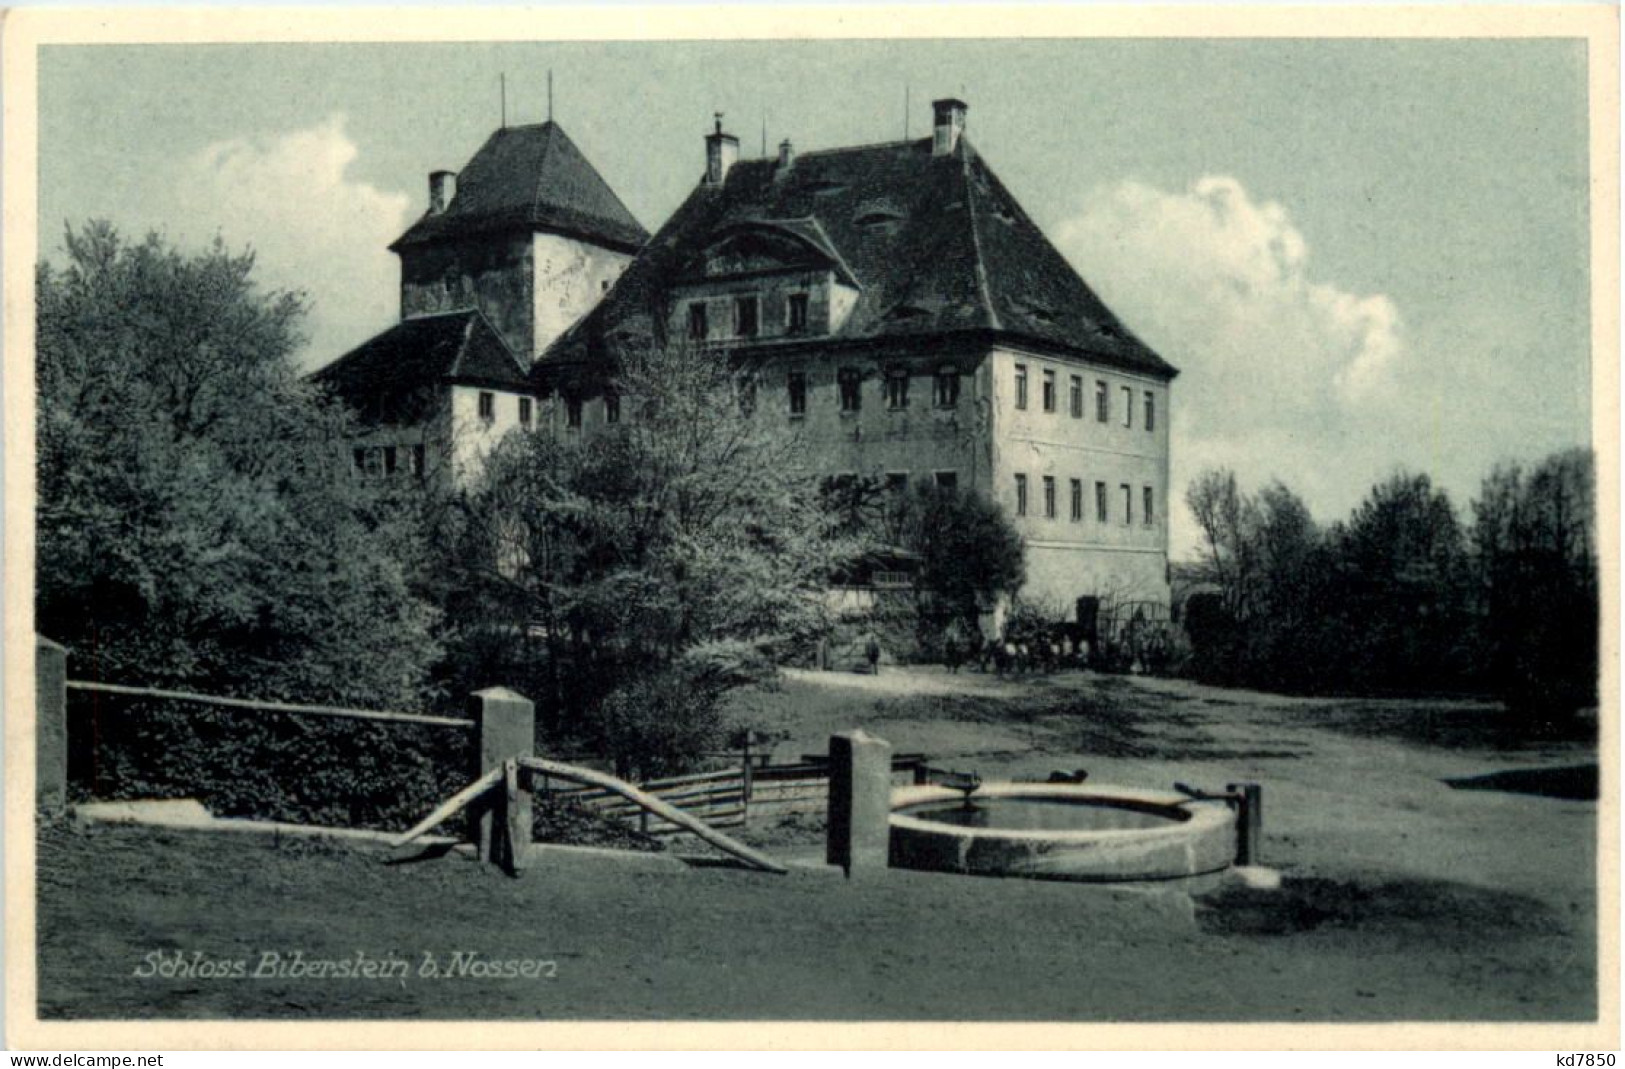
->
[[36, 222, 444, 824], [1334, 472, 1473, 690], [442, 340, 847, 773], [892, 481, 1026, 628], [1471, 448, 1597, 717]]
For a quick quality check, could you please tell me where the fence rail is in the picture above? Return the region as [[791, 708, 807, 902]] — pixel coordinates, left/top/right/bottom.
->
[[65, 680, 474, 730], [542, 752, 933, 836]]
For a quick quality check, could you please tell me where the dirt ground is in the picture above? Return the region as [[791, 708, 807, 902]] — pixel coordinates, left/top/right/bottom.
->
[[36, 667, 1599, 1022]]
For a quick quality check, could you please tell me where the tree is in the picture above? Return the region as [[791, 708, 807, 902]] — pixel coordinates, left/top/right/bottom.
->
[[893, 481, 1026, 628], [1186, 468, 1261, 624], [1471, 449, 1597, 717], [1332, 472, 1472, 691], [36, 223, 443, 825], [442, 340, 848, 773]]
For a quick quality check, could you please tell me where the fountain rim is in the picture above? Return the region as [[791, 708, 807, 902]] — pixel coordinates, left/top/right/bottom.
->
[[889, 781, 1235, 844]]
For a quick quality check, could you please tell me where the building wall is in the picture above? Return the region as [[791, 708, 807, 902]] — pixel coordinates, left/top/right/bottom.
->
[[986, 345, 1172, 612], [400, 234, 534, 362], [666, 270, 857, 343], [448, 383, 534, 484], [745, 343, 991, 491], [533, 233, 634, 360]]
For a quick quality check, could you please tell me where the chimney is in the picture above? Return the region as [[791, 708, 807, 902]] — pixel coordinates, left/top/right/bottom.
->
[[429, 170, 457, 215], [777, 139, 795, 173], [705, 114, 740, 186], [932, 98, 968, 157]]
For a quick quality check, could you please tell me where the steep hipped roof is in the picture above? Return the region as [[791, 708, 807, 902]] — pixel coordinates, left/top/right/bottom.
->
[[541, 135, 1175, 379], [391, 122, 649, 254], [309, 309, 529, 425]]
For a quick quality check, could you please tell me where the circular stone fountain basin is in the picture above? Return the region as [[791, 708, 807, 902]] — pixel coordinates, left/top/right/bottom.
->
[[889, 782, 1236, 883]]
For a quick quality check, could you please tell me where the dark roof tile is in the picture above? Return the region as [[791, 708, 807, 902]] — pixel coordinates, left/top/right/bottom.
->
[[392, 122, 649, 254], [540, 136, 1174, 378], [309, 309, 528, 425]]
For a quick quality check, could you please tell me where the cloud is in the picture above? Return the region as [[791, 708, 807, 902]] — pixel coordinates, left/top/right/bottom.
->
[[183, 115, 410, 369], [1053, 175, 1408, 554]]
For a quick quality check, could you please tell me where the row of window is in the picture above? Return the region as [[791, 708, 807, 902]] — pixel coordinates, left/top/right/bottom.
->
[[476, 391, 534, 426], [499, 362, 1150, 431], [1014, 364, 1156, 431], [353, 443, 427, 478], [1014, 473, 1156, 527], [796, 367, 960, 416], [689, 292, 810, 341]]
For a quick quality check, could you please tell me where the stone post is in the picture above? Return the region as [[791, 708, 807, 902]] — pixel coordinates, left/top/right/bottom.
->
[[468, 687, 535, 865], [826, 729, 893, 878], [1227, 781, 1263, 866], [36, 636, 68, 816]]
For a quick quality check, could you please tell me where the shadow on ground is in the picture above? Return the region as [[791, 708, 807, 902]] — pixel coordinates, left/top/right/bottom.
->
[[1196, 874, 1564, 942], [1443, 763, 1598, 801]]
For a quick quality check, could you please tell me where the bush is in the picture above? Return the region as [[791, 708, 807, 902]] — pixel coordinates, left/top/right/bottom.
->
[[583, 662, 734, 780], [76, 694, 469, 832]]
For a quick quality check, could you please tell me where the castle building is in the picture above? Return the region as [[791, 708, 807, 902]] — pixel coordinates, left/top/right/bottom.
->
[[311, 121, 648, 485], [312, 100, 1178, 617]]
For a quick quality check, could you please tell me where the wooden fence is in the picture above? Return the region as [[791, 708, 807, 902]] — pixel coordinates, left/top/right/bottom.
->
[[542, 753, 932, 835]]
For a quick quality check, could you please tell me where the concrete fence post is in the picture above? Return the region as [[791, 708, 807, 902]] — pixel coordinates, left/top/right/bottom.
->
[[826, 729, 893, 878], [36, 636, 69, 816], [468, 687, 535, 866]]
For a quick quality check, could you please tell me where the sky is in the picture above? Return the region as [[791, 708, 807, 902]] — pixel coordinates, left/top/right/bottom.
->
[[36, 39, 1593, 556]]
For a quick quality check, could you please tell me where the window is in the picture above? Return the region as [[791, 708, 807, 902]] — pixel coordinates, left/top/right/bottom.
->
[[410, 444, 425, 476], [688, 302, 709, 340], [1070, 478, 1083, 522], [478, 391, 495, 421], [566, 396, 583, 429], [1070, 375, 1083, 418], [383, 445, 398, 476], [352, 448, 367, 475], [1095, 380, 1108, 422], [885, 369, 909, 410], [1144, 391, 1155, 432], [838, 368, 861, 412], [1014, 364, 1028, 410], [1121, 484, 1133, 526], [1143, 485, 1155, 526], [787, 293, 809, 335], [934, 366, 960, 408], [1095, 480, 1108, 523], [1015, 473, 1028, 517], [787, 371, 807, 417], [518, 397, 533, 426], [601, 279, 611, 293], [1042, 369, 1056, 413], [885, 472, 909, 495], [1122, 386, 1133, 427], [734, 295, 759, 338], [935, 471, 958, 491], [1043, 476, 1056, 518], [604, 391, 620, 424]]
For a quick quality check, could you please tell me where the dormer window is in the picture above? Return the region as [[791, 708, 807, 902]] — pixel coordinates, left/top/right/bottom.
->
[[688, 302, 709, 341], [787, 293, 809, 335], [885, 369, 909, 410], [734, 295, 759, 338]]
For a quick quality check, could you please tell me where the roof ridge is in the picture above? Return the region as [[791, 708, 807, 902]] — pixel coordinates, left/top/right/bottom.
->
[[446, 310, 478, 379], [529, 122, 558, 224], [959, 139, 1002, 333]]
